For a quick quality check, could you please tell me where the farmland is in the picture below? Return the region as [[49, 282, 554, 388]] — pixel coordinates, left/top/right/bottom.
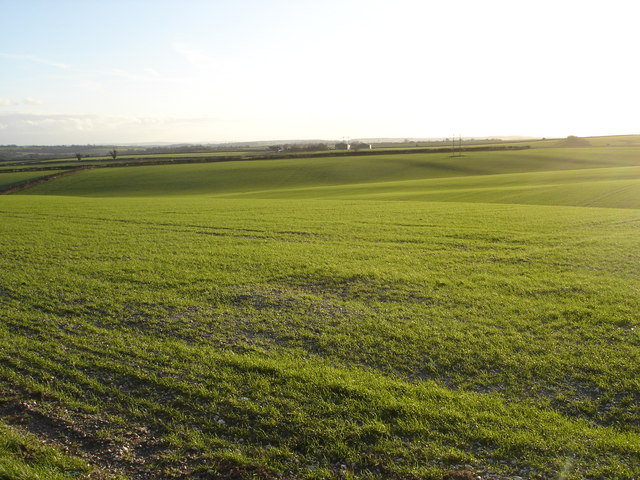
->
[[0, 171, 61, 191], [1, 144, 639, 479]]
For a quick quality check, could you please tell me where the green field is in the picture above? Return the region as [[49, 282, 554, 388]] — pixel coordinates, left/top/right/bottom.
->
[[0, 151, 253, 172], [0, 170, 61, 191], [18, 147, 640, 199], [0, 423, 92, 480], [585, 135, 640, 147], [1, 146, 639, 479]]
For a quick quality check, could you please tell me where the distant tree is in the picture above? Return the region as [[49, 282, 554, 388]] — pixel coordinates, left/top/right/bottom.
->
[[109, 149, 118, 160], [75, 153, 83, 161]]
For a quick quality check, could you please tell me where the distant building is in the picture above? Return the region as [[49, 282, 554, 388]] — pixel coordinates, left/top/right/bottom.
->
[[334, 142, 372, 150], [350, 142, 372, 151]]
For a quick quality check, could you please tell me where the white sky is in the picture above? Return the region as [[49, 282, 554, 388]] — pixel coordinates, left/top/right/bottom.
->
[[1, 0, 639, 144]]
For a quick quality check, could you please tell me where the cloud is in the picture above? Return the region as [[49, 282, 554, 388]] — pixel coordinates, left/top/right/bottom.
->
[[0, 113, 231, 144], [74, 79, 105, 92], [105, 68, 163, 82], [172, 42, 221, 69], [0, 113, 213, 134], [11, 113, 133, 132], [92, 66, 184, 85], [0, 53, 70, 69], [0, 97, 45, 107], [1, 52, 175, 87], [143, 67, 161, 77]]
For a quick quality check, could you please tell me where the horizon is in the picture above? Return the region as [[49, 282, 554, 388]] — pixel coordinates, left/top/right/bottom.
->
[[3, 134, 545, 148], [2, 0, 639, 144]]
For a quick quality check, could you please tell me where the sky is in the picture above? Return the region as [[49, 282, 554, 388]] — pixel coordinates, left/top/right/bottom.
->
[[1, 0, 639, 145]]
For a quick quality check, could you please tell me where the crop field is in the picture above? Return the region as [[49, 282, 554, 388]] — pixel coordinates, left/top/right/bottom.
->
[[1, 146, 639, 479], [585, 135, 640, 147], [18, 147, 640, 198], [0, 171, 61, 191], [0, 152, 254, 172]]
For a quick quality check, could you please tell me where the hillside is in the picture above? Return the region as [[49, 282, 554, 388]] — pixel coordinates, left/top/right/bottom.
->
[[18, 147, 640, 201]]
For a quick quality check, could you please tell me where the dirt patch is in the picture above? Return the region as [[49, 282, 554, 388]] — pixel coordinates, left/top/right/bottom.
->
[[0, 385, 169, 479], [280, 274, 438, 305]]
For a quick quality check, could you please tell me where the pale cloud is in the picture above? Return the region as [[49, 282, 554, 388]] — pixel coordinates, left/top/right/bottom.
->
[[107, 68, 155, 81], [143, 67, 161, 77], [100, 66, 184, 84], [0, 98, 45, 107], [0, 113, 230, 144], [16, 114, 128, 132], [74, 79, 106, 93], [0, 53, 70, 69], [2, 52, 175, 88], [172, 42, 221, 69]]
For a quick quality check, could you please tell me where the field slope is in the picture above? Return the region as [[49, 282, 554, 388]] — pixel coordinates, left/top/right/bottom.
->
[[18, 147, 640, 201], [1, 146, 639, 479], [0, 170, 63, 192]]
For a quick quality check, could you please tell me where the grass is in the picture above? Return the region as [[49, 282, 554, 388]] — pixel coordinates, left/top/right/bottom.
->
[[1, 151, 251, 164], [0, 152, 253, 172], [0, 422, 92, 480], [233, 166, 640, 209], [18, 147, 640, 198], [467, 134, 640, 149], [584, 134, 640, 147], [0, 171, 60, 190], [1, 145, 640, 479]]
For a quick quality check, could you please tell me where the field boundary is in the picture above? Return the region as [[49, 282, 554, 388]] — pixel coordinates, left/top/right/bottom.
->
[[0, 165, 79, 173], [0, 167, 95, 195]]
